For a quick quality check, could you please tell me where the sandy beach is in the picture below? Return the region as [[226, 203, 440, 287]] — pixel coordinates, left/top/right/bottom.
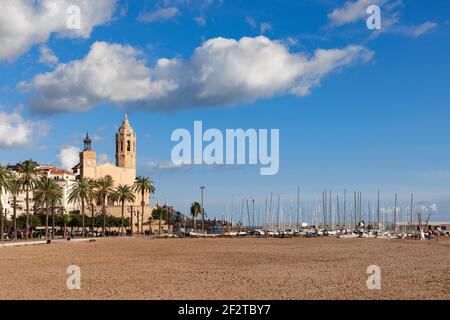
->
[[1, 237, 449, 300]]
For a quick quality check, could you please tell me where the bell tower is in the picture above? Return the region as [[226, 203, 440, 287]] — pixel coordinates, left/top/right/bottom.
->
[[115, 114, 136, 169], [80, 132, 96, 179]]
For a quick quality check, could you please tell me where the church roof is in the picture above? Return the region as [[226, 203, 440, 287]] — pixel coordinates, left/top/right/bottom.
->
[[119, 113, 132, 130], [72, 163, 80, 170]]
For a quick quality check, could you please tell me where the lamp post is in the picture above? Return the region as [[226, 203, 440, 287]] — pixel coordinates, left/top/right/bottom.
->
[[200, 186, 206, 234], [136, 210, 140, 235], [127, 206, 134, 236], [90, 204, 97, 238]]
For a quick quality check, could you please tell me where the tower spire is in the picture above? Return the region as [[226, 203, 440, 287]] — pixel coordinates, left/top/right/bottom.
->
[[116, 114, 136, 168], [84, 132, 92, 151]]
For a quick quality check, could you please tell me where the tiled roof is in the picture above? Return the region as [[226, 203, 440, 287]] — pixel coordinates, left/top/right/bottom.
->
[[40, 165, 75, 176]]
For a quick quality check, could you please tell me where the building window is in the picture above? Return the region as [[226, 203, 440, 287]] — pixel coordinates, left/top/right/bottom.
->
[[121, 141, 123, 152], [127, 140, 131, 152]]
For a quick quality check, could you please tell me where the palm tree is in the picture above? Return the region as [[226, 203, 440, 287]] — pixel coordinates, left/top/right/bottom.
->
[[34, 177, 62, 240], [133, 176, 155, 234], [50, 187, 63, 239], [95, 176, 114, 237], [8, 177, 23, 240], [62, 214, 72, 238], [152, 206, 165, 235], [190, 202, 201, 233], [116, 184, 136, 236], [17, 160, 40, 240], [109, 190, 120, 206], [68, 178, 95, 237], [0, 166, 12, 241]]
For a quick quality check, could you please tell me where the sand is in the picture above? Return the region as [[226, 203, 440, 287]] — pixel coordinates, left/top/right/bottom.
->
[[1, 237, 449, 300]]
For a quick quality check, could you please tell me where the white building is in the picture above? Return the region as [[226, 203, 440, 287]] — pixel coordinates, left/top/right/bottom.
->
[[3, 164, 79, 219]]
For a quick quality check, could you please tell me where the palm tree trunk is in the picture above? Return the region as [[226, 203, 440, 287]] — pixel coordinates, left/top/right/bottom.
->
[[51, 202, 55, 239], [159, 218, 162, 235], [102, 196, 106, 237], [25, 186, 30, 240], [130, 206, 133, 237], [45, 203, 49, 240], [0, 205, 4, 242], [194, 216, 197, 233], [168, 208, 171, 235], [91, 202, 94, 237], [141, 191, 145, 234], [121, 200, 125, 236], [81, 199, 85, 238], [13, 197, 17, 240], [148, 217, 152, 234]]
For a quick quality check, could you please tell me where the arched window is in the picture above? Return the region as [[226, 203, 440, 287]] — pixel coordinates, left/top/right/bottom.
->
[[127, 140, 131, 152], [120, 141, 123, 152]]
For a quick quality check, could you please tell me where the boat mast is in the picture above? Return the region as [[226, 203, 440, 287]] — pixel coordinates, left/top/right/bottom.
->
[[336, 194, 340, 229], [377, 190, 380, 231], [240, 198, 244, 231], [297, 186, 300, 232], [354, 191, 357, 229], [410, 193, 413, 232], [343, 189, 346, 230], [393, 193, 398, 232]]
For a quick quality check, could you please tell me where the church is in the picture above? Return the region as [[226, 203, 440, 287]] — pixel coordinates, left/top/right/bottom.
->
[[73, 114, 154, 232]]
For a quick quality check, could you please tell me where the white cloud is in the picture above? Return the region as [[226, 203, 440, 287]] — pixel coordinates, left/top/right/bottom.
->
[[38, 45, 58, 66], [0, 0, 117, 61], [19, 41, 176, 114], [21, 36, 373, 114], [416, 203, 439, 213], [260, 22, 272, 34], [0, 110, 49, 148], [194, 16, 207, 26], [245, 16, 257, 28], [58, 145, 80, 170], [98, 153, 110, 164], [143, 161, 192, 174], [328, 0, 436, 40], [395, 21, 438, 38], [429, 204, 438, 212], [138, 7, 180, 23], [328, 0, 386, 27]]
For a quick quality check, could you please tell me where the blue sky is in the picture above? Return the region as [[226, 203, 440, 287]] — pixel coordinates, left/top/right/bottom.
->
[[1, 0, 449, 221]]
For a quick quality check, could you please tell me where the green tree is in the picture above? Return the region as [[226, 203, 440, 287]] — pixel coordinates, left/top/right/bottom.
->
[[0, 165, 12, 241], [190, 202, 202, 233], [152, 206, 166, 235], [8, 177, 22, 240], [68, 178, 95, 237], [17, 160, 40, 240], [133, 176, 155, 234], [95, 176, 114, 237], [34, 177, 63, 239], [62, 214, 72, 237], [115, 184, 136, 236]]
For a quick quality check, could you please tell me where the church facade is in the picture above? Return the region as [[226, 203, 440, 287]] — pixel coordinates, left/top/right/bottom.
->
[[75, 114, 154, 232], [79, 114, 138, 198]]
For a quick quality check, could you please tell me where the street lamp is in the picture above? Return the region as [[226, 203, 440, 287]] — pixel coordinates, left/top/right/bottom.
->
[[127, 206, 135, 236], [200, 186, 206, 234]]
